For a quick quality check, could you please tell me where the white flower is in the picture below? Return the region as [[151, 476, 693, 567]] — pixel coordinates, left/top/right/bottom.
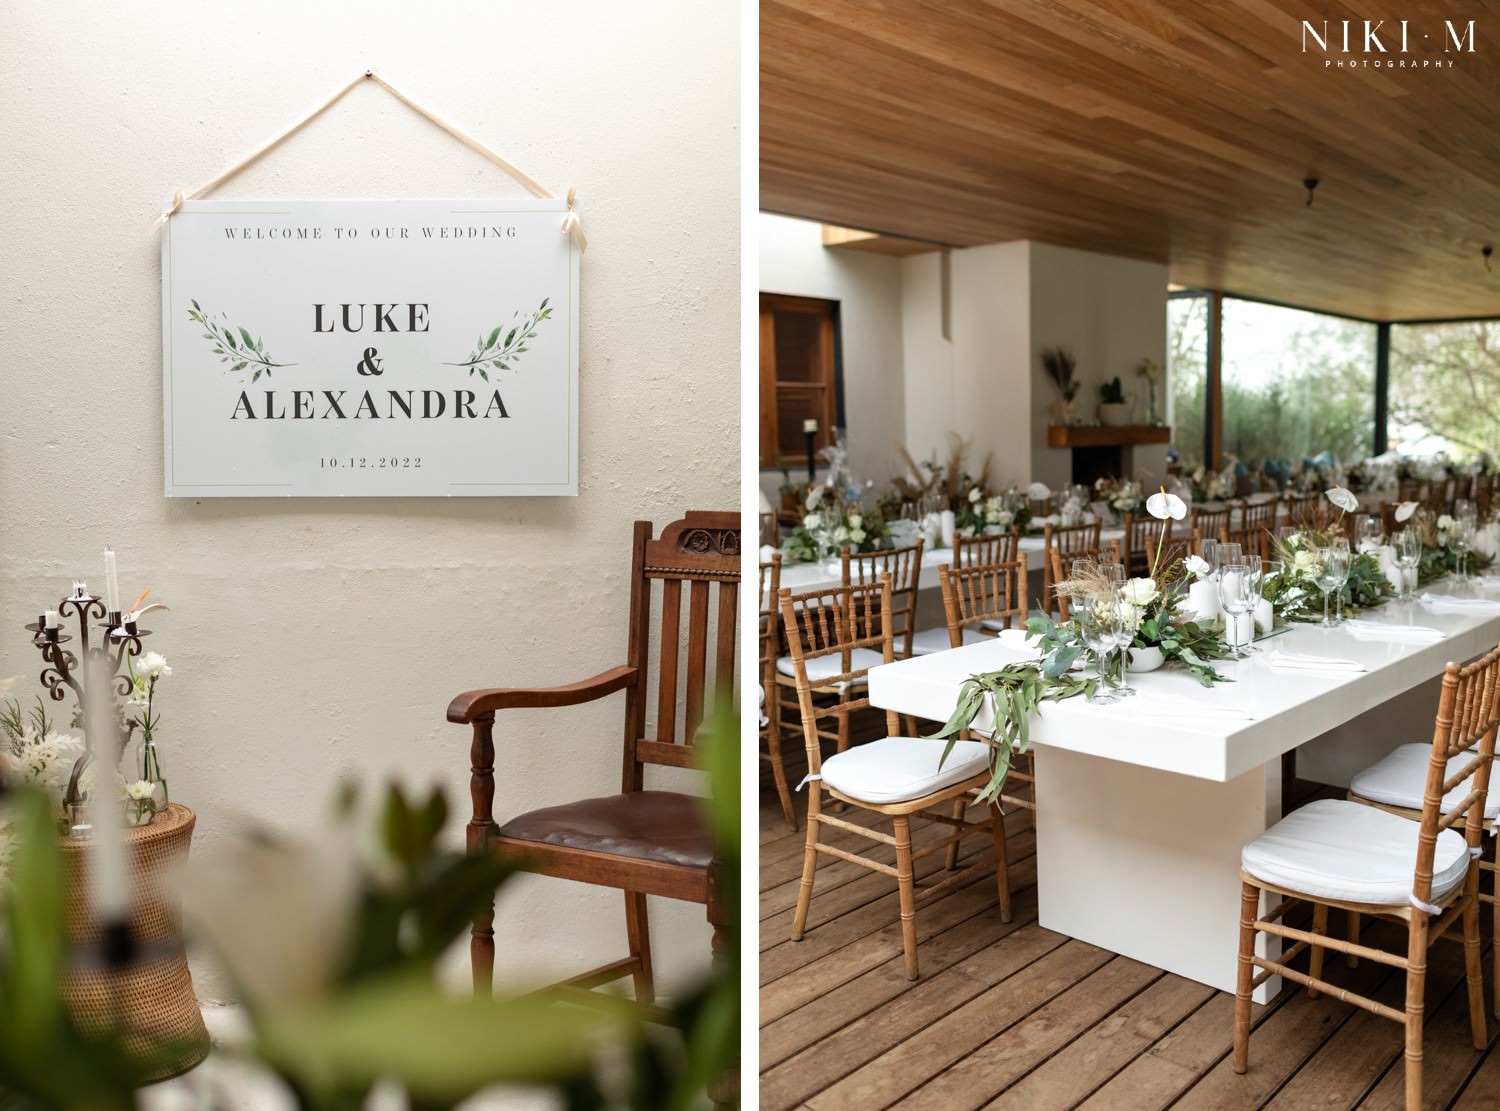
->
[[1121, 578, 1159, 606], [969, 487, 982, 503], [1027, 482, 1052, 501], [1145, 490, 1188, 521], [125, 779, 156, 801], [805, 487, 823, 511], [135, 652, 172, 681], [995, 510, 1014, 528], [834, 526, 850, 543], [1325, 486, 1358, 513], [1437, 514, 1455, 532], [847, 514, 862, 529], [1395, 501, 1418, 522], [1293, 549, 1322, 578], [1185, 554, 1211, 579], [850, 527, 867, 544], [803, 512, 823, 531]]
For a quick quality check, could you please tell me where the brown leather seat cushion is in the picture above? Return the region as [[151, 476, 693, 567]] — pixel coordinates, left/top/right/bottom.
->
[[497, 790, 712, 870]]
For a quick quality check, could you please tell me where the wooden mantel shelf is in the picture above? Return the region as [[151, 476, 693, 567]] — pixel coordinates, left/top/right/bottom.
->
[[1046, 425, 1172, 448]]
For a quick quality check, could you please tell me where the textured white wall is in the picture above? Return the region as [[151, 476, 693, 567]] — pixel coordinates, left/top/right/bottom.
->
[[0, 1, 738, 999], [757, 213, 905, 495]]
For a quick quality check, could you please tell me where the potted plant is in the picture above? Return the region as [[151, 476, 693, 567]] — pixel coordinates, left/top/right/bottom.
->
[[1097, 376, 1128, 426]]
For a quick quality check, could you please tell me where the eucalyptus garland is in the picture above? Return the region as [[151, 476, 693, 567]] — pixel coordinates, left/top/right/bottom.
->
[[928, 662, 1094, 804]]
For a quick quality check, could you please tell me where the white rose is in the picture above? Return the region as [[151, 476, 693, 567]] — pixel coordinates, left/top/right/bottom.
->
[[850, 528, 866, 544], [1185, 555, 1210, 579], [1293, 549, 1321, 578], [969, 487, 982, 503], [834, 526, 850, 543], [135, 652, 171, 681], [1438, 514, 1455, 531], [996, 510, 1014, 527], [1121, 578, 1158, 607], [848, 514, 862, 529], [803, 512, 823, 530]]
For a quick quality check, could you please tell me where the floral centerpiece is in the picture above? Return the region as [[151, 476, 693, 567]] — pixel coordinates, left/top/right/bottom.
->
[[1263, 488, 1395, 621], [783, 484, 889, 563], [1093, 475, 1142, 522], [1411, 508, 1495, 583], [1188, 462, 1233, 503], [1028, 490, 1231, 686], [955, 485, 1016, 534]]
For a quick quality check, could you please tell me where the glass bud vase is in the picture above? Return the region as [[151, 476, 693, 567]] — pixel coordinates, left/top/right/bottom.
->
[[140, 738, 170, 813], [1146, 379, 1162, 426]]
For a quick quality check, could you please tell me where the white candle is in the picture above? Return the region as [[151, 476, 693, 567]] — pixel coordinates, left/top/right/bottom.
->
[[44, 609, 59, 629], [802, 418, 819, 435], [1186, 580, 1219, 622], [1254, 596, 1274, 635], [103, 549, 120, 614], [939, 510, 956, 549]]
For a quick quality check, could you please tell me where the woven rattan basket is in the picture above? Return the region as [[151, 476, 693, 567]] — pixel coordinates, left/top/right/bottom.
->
[[58, 803, 209, 1081]]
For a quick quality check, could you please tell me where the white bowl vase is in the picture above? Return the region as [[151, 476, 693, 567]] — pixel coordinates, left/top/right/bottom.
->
[[1097, 402, 1129, 427], [1126, 644, 1164, 673]]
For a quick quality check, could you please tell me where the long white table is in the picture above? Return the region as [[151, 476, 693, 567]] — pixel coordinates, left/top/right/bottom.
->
[[866, 580, 1500, 999]]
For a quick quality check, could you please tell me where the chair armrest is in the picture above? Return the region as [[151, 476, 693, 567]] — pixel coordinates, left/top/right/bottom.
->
[[446, 665, 637, 724]]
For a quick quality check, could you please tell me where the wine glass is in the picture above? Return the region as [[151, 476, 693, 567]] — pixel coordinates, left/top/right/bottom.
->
[[1218, 560, 1257, 659], [1200, 538, 1222, 579], [1356, 514, 1383, 552], [1394, 528, 1422, 599], [1316, 541, 1350, 627], [1072, 585, 1122, 704]]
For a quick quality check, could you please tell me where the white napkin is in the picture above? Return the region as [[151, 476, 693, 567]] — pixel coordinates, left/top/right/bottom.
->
[[1343, 618, 1445, 644], [1129, 693, 1254, 720], [989, 627, 1042, 658], [1266, 649, 1366, 673], [1420, 593, 1500, 615]]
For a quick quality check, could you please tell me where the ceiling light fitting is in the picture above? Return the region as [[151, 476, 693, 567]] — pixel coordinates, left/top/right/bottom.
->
[[1484, 245, 1494, 273], [1303, 177, 1319, 206]]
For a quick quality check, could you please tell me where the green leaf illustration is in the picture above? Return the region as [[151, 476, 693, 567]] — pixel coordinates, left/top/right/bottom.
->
[[445, 298, 555, 378], [188, 301, 295, 377]]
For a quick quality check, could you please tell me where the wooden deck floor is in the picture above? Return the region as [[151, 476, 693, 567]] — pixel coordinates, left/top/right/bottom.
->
[[758, 766, 1500, 1110]]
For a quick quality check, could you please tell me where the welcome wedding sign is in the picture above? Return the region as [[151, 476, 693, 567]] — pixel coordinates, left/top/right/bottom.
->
[[162, 199, 579, 496]]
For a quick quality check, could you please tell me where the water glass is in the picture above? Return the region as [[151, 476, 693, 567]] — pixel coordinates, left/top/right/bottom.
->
[[1316, 541, 1351, 626], [1394, 529, 1422, 599], [1218, 559, 1260, 658], [1074, 588, 1122, 705]]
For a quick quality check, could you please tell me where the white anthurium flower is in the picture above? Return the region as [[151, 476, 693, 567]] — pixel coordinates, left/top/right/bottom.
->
[[803, 512, 823, 530], [805, 487, 823, 511], [1145, 490, 1188, 521], [1121, 578, 1159, 606], [1026, 481, 1052, 501], [1395, 501, 1418, 522], [135, 652, 172, 681], [1325, 486, 1358, 513], [969, 486, 982, 503], [1185, 554, 1211, 579], [848, 514, 862, 529]]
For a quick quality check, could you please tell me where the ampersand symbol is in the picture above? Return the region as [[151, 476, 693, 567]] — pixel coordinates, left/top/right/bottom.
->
[[357, 348, 384, 376]]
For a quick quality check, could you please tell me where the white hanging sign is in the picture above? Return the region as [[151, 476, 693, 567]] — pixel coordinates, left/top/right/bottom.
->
[[161, 199, 579, 496]]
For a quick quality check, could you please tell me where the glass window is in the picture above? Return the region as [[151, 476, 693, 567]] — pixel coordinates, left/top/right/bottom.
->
[[1167, 295, 1208, 467], [1221, 298, 1376, 469], [1389, 320, 1500, 461]]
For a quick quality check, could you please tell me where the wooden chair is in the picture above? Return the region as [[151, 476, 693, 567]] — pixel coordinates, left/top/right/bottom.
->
[[1398, 478, 1425, 504], [1028, 494, 1056, 520], [939, 560, 1035, 814], [1120, 513, 1171, 578], [1345, 639, 1500, 1015], [1379, 500, 1404, 536], [780, 576, 1010, 980], [1283, 492, 1321, 529], [1474, 473, 1494, 516], [1233, 644, 1500, 1110], [1048, 542, 1123, 620], [1424, 480, 1452, 515], [1191, 503, 1231, 541], [954, 529, 1020, 567], [842, 540, 925, 659], [447, 511, 738, 1010], [1040, 521, 1102, 613], [760, 553, 796, 830]]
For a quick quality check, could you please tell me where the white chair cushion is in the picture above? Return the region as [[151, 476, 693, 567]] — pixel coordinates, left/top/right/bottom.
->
[[1241, 798, 1470, 907], [820, 737, 991, 805], [1349, 742, 1499, 820], [910, 626, 989, 656], [775, 647, 882, 686]]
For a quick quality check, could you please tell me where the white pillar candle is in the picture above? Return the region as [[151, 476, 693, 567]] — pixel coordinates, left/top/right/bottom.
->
[[1254, 596, 1274, 635], [44, 609, 59, 630], [1186, 580, 1220, 622], [103, 549, 121, 614], [939, 510, 956, 549], [1374, 544, 1397, 587], [801, 418, 819, 435], [1233, 612, 1256, 647]]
